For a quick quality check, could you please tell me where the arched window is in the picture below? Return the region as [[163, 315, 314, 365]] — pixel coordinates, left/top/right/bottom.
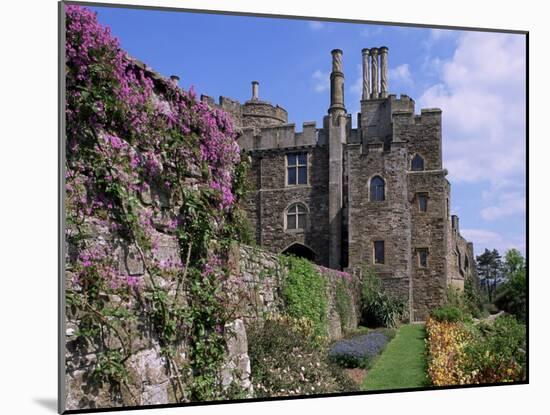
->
[[286, 203, 307, 230], [411, 154, 425, 171], [370, 176, 385, 201]]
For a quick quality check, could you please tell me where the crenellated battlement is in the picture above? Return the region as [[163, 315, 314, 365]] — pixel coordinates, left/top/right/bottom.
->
[[238, 120, 322, 151]]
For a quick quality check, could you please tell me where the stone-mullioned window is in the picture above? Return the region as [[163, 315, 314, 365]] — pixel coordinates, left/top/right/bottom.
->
[[286, 203, 307, 230], [287, 152, 307, 185]]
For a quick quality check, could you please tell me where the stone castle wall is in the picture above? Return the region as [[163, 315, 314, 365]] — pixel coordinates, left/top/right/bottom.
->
[[347, 142, 412, 305], [243, 145, 331, 266], [448, 216, 478, 290], [408, 169, 449, 320]]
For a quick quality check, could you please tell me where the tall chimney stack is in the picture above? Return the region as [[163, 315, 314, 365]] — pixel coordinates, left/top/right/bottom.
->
[[380, 46, 389, 98], [370, 48, 379, 99], [361, 48, 371, 100], [251, 80, 259, 100], [329, 49, 346, 116]]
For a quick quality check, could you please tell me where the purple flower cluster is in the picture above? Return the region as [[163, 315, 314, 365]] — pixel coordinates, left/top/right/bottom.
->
[[317, 265, 351, 281], [65, 4, 241, 216], [328, 332, 390, 368], [74, 242, 143, 290]]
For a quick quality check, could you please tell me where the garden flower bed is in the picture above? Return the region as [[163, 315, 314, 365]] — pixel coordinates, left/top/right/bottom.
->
[[426, 315, 526, 386], [328, 330, 393, 369]]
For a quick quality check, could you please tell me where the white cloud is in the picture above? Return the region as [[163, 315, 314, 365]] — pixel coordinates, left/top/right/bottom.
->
[[461, 228, 525, 256], [461, 228, 501, 245], [311, 70, 329, 92], [389, 64, 413, 86], [309, 21, 324, 31], [418, 32, 526, 188], [481, 192, 526, 221]]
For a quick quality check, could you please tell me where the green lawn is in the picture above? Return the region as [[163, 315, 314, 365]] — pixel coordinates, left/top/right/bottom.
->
[[362, 323, 429, 391]]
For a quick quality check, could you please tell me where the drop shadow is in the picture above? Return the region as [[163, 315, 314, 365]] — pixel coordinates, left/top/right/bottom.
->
[[34, 398, 58, 413]]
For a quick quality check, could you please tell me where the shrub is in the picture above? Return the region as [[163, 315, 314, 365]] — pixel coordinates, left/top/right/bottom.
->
[[360, 268, 405, 328], [426, 315, 526, 386], [328, 331, 391, 369], [484, 303, 499, 315], [247, 316, 358, 397], [462, 316, 526, 383], [444, 285, 482, 320], [430, 305, 464, 323], [279, 255, 328, 340]]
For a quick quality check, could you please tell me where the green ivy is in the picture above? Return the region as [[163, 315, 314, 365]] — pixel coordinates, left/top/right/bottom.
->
[[334, 278, 353, 332], [279, 255, 328, 341]]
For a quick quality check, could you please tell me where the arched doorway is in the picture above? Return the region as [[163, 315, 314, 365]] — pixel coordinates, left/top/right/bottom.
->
[[281, 243, 316, 261]]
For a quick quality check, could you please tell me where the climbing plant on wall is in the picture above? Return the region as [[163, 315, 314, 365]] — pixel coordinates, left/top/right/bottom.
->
[[64, 4, 249, 402], [278, 255, 328, 341]]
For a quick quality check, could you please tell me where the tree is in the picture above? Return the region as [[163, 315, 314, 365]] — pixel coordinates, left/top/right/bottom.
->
[[495, 249, 527, 321], [476, 248, 503, 302], [503, 249, 526, 277]]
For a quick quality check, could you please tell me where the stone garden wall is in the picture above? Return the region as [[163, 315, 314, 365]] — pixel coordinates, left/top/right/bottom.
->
[[227, 245, 362, 339], [65, 242, 361, 410]]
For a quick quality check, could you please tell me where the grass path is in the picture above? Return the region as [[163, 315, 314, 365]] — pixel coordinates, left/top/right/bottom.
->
[[362, 324, 429, 391]]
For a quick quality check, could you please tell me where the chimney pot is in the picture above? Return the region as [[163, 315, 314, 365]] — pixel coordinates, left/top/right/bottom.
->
[[169, 75, 180, 85], [251, 81, 259, 100], [379, 46, 389, 98]]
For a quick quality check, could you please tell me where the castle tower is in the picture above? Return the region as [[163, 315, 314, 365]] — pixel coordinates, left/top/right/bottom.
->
[[242, 81, 288, 129], [348, 46, 415, 318], [327, 49, 347, 269]]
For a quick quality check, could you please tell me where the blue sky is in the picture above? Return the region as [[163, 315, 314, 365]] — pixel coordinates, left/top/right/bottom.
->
[[88, 5, 527, 257]]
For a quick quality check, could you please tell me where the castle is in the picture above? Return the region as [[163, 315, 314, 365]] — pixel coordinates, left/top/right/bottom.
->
[[201, 47, 477, 321]]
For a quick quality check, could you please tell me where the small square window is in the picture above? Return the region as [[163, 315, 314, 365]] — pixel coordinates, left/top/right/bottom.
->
[[418, 248, 429, 268], [374, 240, 385, 264], [418, 193, 428, 212]]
